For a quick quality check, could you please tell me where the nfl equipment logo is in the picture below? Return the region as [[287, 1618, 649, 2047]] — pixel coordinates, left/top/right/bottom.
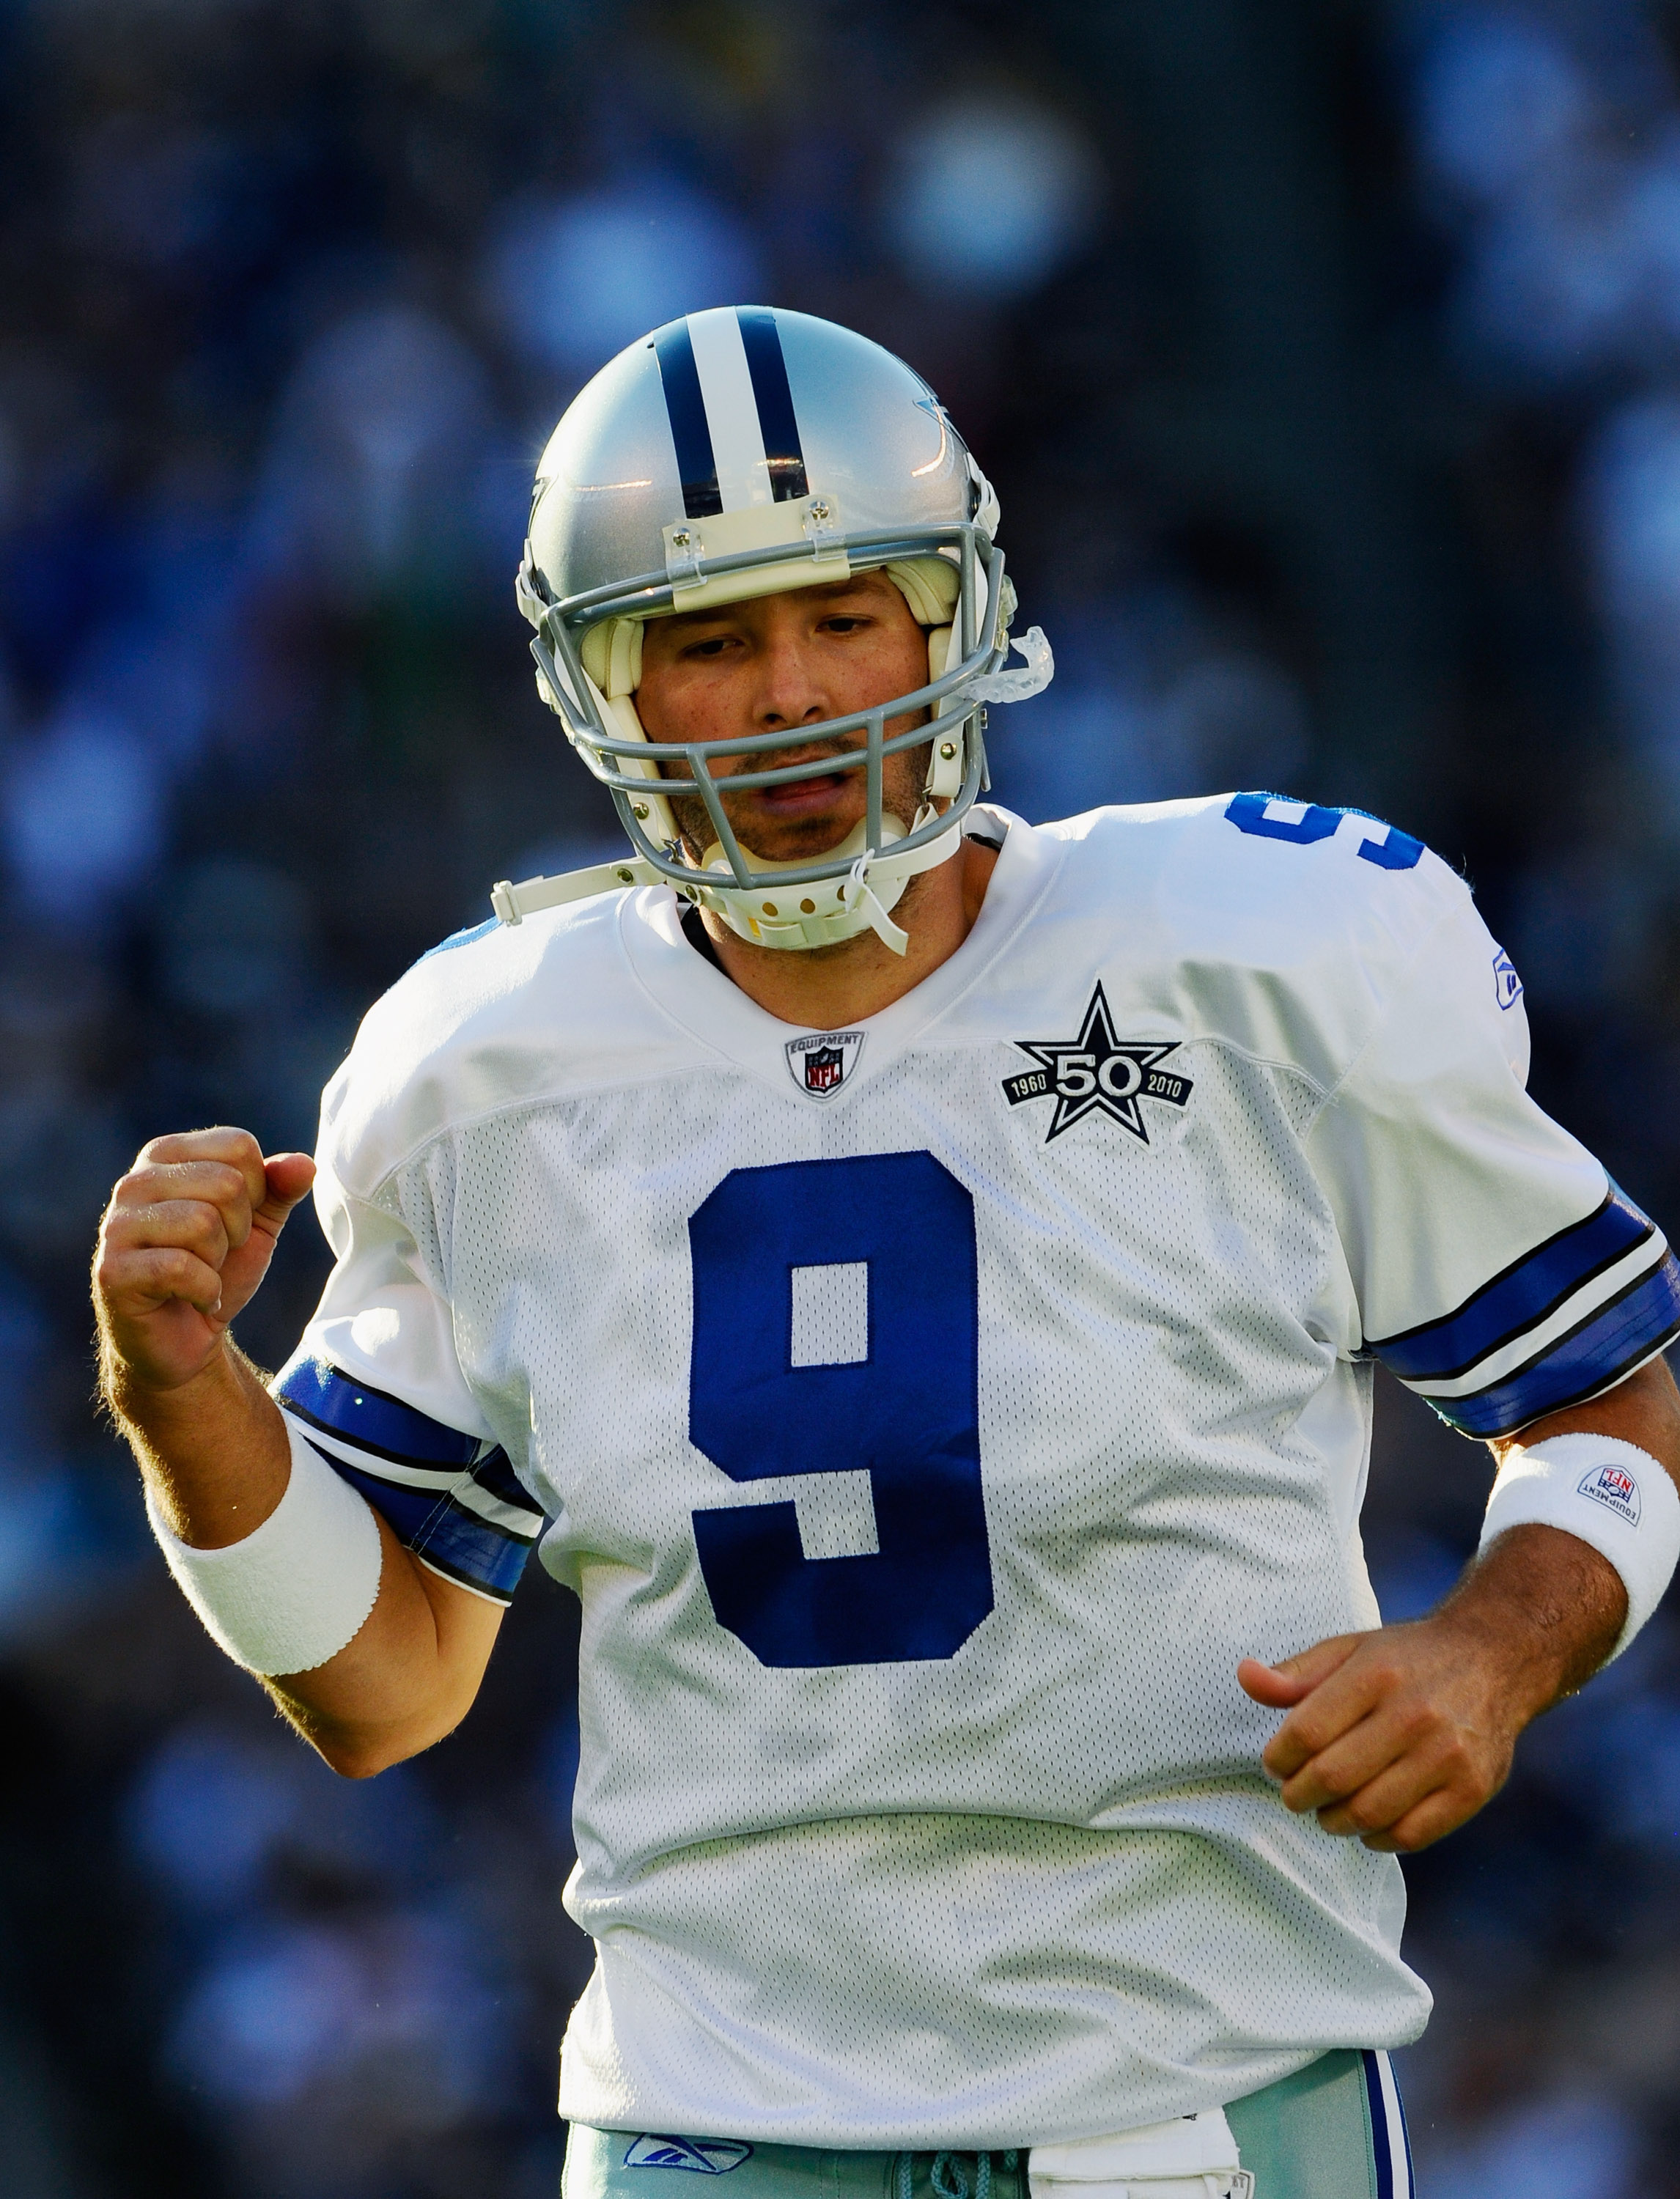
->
[[784, 1028, 866, 1102], [806, 1045, 844, 1093], [1579, 1461, 1641, 1525]]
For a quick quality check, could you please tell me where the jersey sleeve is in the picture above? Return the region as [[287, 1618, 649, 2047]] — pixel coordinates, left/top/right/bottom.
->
[[271, 1160, 547, 1605], [1305, 888, 1680, 1437]]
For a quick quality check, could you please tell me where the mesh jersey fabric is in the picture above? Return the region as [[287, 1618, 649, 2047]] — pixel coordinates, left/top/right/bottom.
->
[[273, 796, 1677, 2148]]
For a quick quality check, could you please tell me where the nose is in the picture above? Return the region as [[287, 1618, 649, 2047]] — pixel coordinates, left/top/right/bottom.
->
[[754, 627, 830, 732]]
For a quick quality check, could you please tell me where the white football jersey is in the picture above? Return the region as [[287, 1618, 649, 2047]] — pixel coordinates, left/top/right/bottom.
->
[[275, 796, 1679, 2148]]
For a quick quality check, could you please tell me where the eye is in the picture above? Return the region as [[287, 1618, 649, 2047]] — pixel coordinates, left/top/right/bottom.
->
[[683, 634, 736, 659], [819, 614, 870, 634]]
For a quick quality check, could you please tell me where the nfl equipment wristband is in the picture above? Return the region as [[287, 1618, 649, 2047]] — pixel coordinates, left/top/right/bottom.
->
[[1478, 1432, 1680, 1659], [145, 1421, 384, 1676]]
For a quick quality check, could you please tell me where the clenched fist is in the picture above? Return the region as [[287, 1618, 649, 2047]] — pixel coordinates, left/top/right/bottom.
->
[[94, 1127, 316, 1401], [94, 1127, 504, 1767]]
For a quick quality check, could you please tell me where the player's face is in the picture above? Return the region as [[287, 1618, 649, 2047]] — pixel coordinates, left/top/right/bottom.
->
[[635, 571, 932, 865]]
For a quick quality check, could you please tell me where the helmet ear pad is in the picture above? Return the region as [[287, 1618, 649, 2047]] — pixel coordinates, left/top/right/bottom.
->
[[581, 616, 644, 699], [888, 554, 1017, 683], [569, 647, 681, 848]]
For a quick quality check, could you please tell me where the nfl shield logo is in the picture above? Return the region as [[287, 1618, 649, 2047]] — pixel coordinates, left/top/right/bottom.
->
[[1579, 1460, 1642, 1525], [805, 1046, 844, 1093], [784, 1028, 866, 1102]]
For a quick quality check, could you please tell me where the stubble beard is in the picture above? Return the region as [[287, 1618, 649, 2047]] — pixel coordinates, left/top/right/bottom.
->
[[663, 738, 933, 874], [660, 737, 939, 964]]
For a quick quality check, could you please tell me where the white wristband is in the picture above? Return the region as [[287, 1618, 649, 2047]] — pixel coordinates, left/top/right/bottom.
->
[[146, 1421, 384, 1676], [1479, 1432, 1680, 1659]]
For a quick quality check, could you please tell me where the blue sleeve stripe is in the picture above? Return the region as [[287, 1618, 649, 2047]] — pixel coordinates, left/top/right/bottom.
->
[[468, 1445, 542, 1514], [1418, 1253, 1680, 1437], [278, 1412, 464, 1492], [449, 1476, 546, 1538], [309, 1446, 452, 1545], [408, 1503, 532, 1601], [309, 1445, 537, 1605], [275, 1357, 484, 1469], [282, 1409, 545, 1534], [413, 1542, 529, 1602], [1369, 1187, 1653, 1381]]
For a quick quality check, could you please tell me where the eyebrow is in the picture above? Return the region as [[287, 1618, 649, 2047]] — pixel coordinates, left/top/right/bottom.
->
[[661, 578, 891, 637]]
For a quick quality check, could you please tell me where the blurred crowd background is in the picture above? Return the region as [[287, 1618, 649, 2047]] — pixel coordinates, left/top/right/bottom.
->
[[1, 0, 1679, 2193]]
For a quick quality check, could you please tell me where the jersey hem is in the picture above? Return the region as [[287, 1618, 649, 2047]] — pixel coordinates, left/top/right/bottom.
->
[[553, 2038, 1428, 2153]]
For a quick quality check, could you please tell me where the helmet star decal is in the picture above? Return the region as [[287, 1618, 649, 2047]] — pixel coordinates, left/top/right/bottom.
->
[[1002, 983, 1193, 1143]]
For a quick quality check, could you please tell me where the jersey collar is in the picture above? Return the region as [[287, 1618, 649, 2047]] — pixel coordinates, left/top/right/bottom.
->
[[616, 806, 1065, 1101]]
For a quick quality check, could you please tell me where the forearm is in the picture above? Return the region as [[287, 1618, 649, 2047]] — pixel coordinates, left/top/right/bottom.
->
[[120, 1372, 499, 1786], [1244, 1358, 1680, 1851], [100, 1330, 291, 1547], [117, 1372, 495, 1786], [106, 1343, 493, 1769], [1477, 1353, 1680, 1675], [264, 1516, 503, 1778], [1431, 1518, 1626, 1720]]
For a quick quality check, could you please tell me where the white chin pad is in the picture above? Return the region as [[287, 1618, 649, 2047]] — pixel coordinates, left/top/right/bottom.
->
[[688, 814, 964, 957]]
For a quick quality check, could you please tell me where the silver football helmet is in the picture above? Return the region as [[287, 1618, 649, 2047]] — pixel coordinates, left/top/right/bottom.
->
[[498, 306, 1052, 954]]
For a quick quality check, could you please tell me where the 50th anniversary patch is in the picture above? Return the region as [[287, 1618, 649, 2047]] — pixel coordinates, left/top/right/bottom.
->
[[1003, 982, 1193, 1143]]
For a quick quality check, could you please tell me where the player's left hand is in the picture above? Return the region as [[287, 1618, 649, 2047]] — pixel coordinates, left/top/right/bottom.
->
[[1240, 1496, 1635, 1854], [1237, 1618, 1530, 1854]]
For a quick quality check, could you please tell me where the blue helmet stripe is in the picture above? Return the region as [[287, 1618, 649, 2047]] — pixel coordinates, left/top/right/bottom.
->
[[736, 308, 809, 502], [654, 320, 723, 519]]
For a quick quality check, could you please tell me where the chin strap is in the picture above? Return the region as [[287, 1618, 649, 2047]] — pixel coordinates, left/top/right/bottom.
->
[[490, 857, 659, 924], [846, 847, 911, 956], [490, 814, 964, 951]]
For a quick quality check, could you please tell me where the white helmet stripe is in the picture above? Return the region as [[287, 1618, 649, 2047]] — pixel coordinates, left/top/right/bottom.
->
[[686, 306, 778, 513]]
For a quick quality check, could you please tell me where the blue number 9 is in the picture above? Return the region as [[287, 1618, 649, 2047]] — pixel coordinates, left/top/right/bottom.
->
[[688, 1151, 992, 1668], [1224, 791, 1423, 870]]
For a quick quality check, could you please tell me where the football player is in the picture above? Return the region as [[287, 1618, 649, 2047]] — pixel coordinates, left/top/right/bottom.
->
[[95, 309, 1680, 2199]]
